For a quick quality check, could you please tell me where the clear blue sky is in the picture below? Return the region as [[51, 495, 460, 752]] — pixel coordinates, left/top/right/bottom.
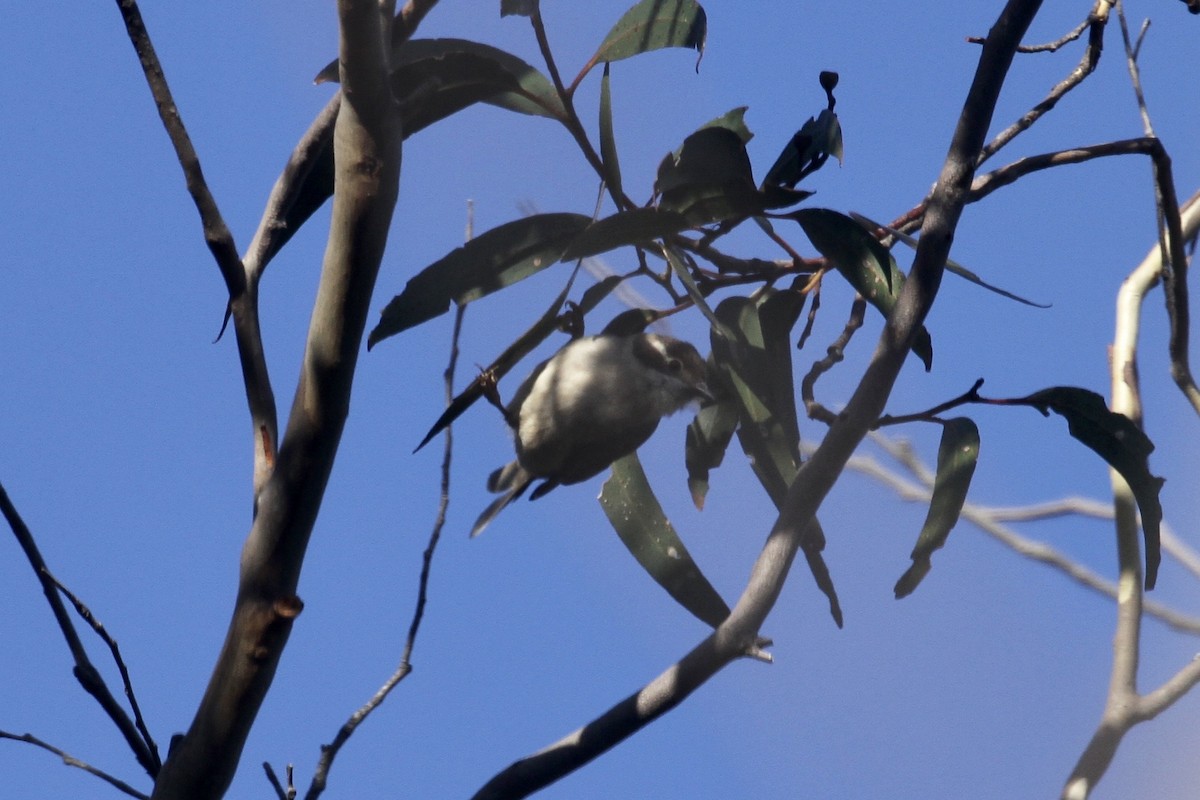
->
[[3, 2, 1200, 798]]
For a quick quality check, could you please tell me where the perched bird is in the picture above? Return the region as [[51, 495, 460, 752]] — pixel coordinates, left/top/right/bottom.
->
[[472, 332, 710, 536]]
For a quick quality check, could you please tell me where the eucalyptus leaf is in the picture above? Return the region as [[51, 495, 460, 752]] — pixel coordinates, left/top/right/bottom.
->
[[790, 207, 933, 371], [894, 418, 981, 599], [600, 454, 731, 629], [655, 126, 760, 223], [685, 398, 739, 510], [562, 208, 691, 261], [707, 292, 843, 626], [592, 0, 707, 66], [1018, 386, 1163, 589], [369, 213, 591, 348], [317, 38, 566, 120], [850, 212, 1049, 308], [599, 63, 623, 198]]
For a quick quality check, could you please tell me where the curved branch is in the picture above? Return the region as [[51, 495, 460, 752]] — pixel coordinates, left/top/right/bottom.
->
[[472, 2, 1045, 796]]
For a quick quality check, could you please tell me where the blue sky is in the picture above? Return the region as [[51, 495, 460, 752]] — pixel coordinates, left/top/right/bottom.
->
[[3, 2, 1200, 798]]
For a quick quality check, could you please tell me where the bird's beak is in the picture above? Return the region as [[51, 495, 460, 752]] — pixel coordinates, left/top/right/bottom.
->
[[692, 381, 715, 405]]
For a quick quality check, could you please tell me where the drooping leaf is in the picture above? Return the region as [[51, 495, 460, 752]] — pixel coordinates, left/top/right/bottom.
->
[[592, 0, 707, 66], [850, 212, 1050, 308], [414, 274, 622, 451], [684, 397, 739, 509], [895, 418, 981, 599], [600, 453, 731, 629], [1018, 386, 1164, 589], [598, 63, 623, 197], [711, 294, 803, 502], [707, 291, 843, 626], [789, 207, 933, 371], [369, 213, 592, 348], [561, 208, 691, 261]]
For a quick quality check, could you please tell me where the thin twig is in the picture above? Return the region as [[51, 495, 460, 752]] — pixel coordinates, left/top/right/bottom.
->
[[977, 0, 1111, 166], [41, 568, 160, 770], [305, 213, 468, 800], [0, 730, 149, 799], [801, 297, 867, 424], [263, 762, 288, 800], [967, 15, 1091, 52], [0, 483, 159, 776], [113, 0, 280, 498], [1116, 4, 1154, 136]]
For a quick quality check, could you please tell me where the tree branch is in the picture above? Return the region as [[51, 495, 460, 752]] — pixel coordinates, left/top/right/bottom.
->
[[0, 730, 150, 799], [472, 2, 1045, 796], [148, 1, 406, 797], [113, 0, 279, 499], [1, 482, 159, 776]]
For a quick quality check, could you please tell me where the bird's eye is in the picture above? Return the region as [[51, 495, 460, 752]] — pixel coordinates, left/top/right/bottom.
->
[[667, 358, 683, 374]]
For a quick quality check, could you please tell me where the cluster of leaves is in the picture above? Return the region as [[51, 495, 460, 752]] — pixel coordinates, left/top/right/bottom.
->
[[352, 0, 1162, 625]]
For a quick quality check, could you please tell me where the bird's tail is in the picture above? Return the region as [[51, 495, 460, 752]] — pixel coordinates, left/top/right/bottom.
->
[[471, 461, 534, 537]]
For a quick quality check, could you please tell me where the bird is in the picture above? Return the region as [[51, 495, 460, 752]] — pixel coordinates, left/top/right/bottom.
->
[[471, 332, 711, 536]]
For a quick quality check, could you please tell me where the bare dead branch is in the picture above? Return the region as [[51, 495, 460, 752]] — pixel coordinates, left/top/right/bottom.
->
[[112, 0, 244, 296], [1061, 142, 1200, 800], [970, 138, 1157, 201], [0, 730, 150, 799], [471, 3, 1046, 796], [978, 0, 1112, 166], [112, 0, 280, 498], [1, 483, 159, 777], [41, 568, 160, 771], [262, 763, 288, 800], [1116, 5, 1154, 136], [968, 13, 1091, 52]]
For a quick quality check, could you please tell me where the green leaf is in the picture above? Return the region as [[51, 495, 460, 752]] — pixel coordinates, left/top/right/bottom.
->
[[663, 245, 730, 339], [711, 294, 802, 503], [850, 212, 1049, 308], [655, 126, 760, 224], [598, 63, 623, 198], [685, 398, 739, 509], [369, 213, 592, 348], [707, 291, 843, 627], [592, 0, 707, 66], [414, 274, 622, 451], [390, 51, 524, 137], [316, 38, 566, 120], [1018, 387, 1164, 589], [600, 453, 731, 629], [894, 418, 981, 599], [789, 207, 933, 371], [698, 106, 754, 145], [561, 208, 691, 261]]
